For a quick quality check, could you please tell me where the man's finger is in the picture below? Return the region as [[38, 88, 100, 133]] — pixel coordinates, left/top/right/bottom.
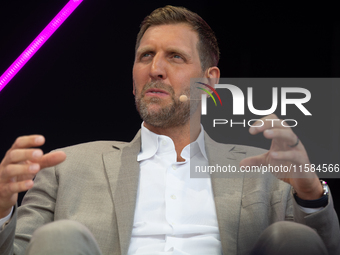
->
[[0, 163, 40, 180], [0, 180, 34, 197], [269, 150, 301, 162], [249, 114, 290, 135], [39, 151, 67, 169], [4, 149, 43, 165], [239, 154, 266, 167], [11, 135, 45, 150], [263, 129, 298, 147]]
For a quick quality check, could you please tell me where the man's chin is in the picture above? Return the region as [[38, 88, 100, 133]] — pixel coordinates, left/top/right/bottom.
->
[[146, 104, 168, 113]]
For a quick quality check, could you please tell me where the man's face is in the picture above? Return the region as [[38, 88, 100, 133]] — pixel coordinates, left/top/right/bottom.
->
[[133, 23, 204, 128]]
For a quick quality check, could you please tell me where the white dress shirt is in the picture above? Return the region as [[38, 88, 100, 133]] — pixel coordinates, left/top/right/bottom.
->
[[127, 124, 222, 255]]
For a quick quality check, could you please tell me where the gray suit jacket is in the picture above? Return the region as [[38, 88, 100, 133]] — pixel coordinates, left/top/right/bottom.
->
[[0, 130, 339, 255]]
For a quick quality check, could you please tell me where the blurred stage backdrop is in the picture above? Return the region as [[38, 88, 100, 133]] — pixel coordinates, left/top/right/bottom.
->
[[0, 1, 339, 216]]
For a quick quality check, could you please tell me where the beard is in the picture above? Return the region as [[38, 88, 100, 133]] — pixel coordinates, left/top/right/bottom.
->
[[135, 81, 199, 128]]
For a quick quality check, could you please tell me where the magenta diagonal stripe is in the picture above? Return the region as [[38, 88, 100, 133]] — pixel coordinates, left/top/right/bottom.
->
[[0, 0, 83, 93]]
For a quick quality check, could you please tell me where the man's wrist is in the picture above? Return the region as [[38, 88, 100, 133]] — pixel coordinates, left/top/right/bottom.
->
[[293, 178, 324, 200], [0, 206, 13, 226], [0, 207, 13, 219], [293, 180, 329, 208]]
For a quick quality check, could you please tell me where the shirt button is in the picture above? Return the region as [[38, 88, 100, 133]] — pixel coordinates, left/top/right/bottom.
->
[[171, 195, 177, 200], [172, 165, 177, 170], [162, 140, 167, 146]]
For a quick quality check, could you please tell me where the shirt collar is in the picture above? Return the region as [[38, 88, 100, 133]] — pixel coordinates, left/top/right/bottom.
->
[[137, 122, 208, 162]]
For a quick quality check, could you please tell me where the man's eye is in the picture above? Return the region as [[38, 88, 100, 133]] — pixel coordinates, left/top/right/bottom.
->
[[172, 54, 186, 62], [141, 53, 152, 59]]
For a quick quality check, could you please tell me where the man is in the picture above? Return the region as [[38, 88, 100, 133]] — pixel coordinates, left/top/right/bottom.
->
[[0, 5, 339, 255]]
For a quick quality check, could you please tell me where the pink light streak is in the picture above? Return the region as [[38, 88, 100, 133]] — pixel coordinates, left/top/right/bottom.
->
[[0, 0, 83, 93]]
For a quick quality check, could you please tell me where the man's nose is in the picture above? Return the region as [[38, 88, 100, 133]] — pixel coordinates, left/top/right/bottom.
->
[[149, 54, 167, 80]]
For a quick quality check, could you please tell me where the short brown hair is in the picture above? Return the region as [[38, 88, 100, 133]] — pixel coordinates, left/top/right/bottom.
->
[[135, 5, 220, 71]]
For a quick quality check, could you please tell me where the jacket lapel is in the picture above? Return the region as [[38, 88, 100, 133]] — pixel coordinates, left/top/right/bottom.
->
[[205, 134, 246, 255], [103, 131, 141, 255]]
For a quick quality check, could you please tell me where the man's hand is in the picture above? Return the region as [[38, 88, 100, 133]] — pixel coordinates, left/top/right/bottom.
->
[[0, 135, 66, 218], [240, 114, 323, 201]]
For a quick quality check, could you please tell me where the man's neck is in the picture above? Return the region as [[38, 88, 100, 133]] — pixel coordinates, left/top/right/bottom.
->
[[143, 119, 201, 162]]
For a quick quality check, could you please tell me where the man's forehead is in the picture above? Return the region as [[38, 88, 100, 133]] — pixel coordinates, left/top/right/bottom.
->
[[138, 23, 199, 50]]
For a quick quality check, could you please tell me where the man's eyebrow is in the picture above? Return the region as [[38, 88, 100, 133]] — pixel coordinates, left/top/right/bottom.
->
[[166, 47, 192, 60], [136, 46, 193, 60], [136, 46, 154, 56]]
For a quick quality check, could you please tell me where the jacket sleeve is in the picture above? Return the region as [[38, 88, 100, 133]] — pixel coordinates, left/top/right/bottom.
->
[[0, 205, 17, 255], [292, 189, 340, 255], [0, 164, 58, 255]]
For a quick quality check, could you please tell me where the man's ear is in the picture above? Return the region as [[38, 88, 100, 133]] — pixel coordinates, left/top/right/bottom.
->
[[132, 81, 136, 96], [206, 66, 220, 87]]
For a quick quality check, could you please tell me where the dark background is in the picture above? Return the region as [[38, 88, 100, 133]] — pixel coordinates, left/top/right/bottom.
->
[[0, 1, 339, 216]]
